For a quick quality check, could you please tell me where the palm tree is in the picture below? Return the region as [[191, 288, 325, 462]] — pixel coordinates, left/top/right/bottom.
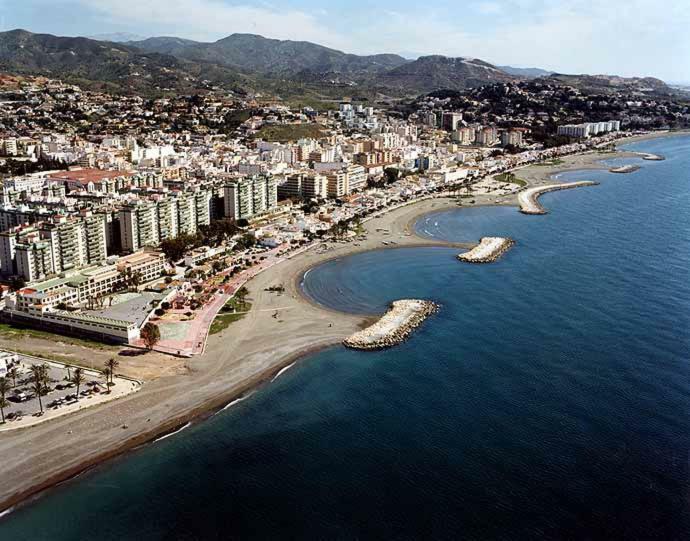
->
[[0, 377, 10, 423], [71, 367, 86, 401], [105, 358, 119, 390], [7, 367, 18, 387], [29, 364, 48, 414], [102, 367, 112, 393]]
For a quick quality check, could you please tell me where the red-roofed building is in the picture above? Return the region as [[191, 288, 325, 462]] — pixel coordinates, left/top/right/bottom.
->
[[48, 168, 134, 193]]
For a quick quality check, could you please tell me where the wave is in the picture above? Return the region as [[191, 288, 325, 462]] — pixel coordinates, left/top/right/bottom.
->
[[153, 422, 191, 443], [272, 362, 296, 382], [300, 268, 312, 286], [219, 392, 255, 412], [0, 507, 14, 520]]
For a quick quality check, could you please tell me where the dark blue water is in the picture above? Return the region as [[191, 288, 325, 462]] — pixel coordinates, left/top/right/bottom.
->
[[2, 136, 689, 540]]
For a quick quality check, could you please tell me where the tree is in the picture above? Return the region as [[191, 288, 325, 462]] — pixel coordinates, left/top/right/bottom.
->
[[102, 367, 112, 393], [130, 271, 143, 291], [235, 286, 249, 310], [0, 377, 9, 423], [71, 367, 86, 400], [141, 322, 161, 350], [29, 364, 49, 414], [105, 358, 119, 390], [161, 236, 192, 263], [384, 167, 400, 184], [7, 367, 18, 387], [235, 233, 256, 250]]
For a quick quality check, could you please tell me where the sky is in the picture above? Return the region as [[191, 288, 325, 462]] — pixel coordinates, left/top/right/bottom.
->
[[2, 0, 689, 82]]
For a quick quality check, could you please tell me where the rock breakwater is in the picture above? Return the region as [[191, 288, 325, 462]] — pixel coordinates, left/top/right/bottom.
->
[[343, 300, 439, 350], [609, 165, 641, 173], [457, 237, 514, 263], [518, 181, 598, 215]]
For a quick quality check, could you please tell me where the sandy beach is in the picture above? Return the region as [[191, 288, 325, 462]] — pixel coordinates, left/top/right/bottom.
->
[[0, 130, 680, 515]]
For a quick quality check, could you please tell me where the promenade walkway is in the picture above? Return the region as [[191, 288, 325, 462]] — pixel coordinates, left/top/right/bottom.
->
[[130, 243, 313, 357]]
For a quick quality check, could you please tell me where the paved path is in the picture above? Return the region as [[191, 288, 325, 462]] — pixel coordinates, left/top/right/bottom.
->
[[131, 243, 314, 357]]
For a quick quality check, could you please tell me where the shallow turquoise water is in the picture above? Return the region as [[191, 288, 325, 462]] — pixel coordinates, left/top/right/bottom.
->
[[1, 135, 689, 540]]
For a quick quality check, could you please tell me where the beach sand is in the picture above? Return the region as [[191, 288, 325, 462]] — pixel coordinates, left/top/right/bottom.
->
[[0, 131, 677, 514]]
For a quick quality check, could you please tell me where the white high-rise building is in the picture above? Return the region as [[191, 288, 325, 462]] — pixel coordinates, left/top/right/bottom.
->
[[119, 201, 159, 253], [224, 176, 278, 221]]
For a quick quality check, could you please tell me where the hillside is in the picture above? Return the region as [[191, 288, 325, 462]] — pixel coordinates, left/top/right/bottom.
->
[[542, 73, 672, 95], [375, 55, 517, 94], [0, 29, 251, 95], [498, 66, 553, 78], [129, 33, 409, 79], [1, 30, 675, 101]]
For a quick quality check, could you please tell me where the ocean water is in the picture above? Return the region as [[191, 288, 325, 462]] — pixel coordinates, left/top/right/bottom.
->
[[1, 136, 689, 540]]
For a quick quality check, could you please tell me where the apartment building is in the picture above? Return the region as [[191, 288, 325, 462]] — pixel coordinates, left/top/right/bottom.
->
[[442, 112, 463, 131], [119, 201, 159, 252], [224, 176, 278, 220], [194, 190, 212, 228], [82, 212, 108, 264], [557, 120, 621, 139], [175, 192, 197, 236], [278, 173, 327, 200], [156, 198, 179, 242], [475, 126, 498, 146], [346, 164, 367, 192], [501, 130, 524, 147], [15, 241, 53, 282], [326, 170, 349, 198]]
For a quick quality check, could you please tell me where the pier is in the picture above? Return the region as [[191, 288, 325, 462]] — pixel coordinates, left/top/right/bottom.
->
[[518, 181, 598, 215], [343, 300, 439, 350], [457, 237, 514, 263]]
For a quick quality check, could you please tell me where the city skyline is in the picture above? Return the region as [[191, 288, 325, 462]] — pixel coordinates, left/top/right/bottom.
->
[[3, 0, 690, 83]]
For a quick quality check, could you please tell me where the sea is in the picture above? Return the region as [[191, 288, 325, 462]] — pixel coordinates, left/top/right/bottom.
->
[[1, 135, 689, 540]]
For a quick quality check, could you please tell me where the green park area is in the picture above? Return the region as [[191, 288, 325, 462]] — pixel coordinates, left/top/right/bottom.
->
[[495, 172, 527, 187]]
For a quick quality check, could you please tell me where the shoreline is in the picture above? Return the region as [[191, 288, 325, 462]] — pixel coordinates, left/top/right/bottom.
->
[[0, 130, 682, 518]]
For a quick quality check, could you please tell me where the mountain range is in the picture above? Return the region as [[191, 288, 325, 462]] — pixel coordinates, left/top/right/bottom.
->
[[0, 29, 674, 101]]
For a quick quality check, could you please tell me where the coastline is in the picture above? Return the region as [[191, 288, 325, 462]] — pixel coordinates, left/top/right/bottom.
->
[[0, 131, 680, 517]]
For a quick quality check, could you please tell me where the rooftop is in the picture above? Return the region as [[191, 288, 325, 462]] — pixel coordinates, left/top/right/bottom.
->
[[47, 168, 134, 184]]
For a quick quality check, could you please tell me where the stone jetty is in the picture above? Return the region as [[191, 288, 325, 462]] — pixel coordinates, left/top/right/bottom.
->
[[343, 300, 439, 350], [518, 181, 598, 215], [457, 237, 514, 263], [609, 165, 640, 173]]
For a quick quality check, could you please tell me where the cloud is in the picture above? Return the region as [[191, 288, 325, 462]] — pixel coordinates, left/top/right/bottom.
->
[[347, 0, 690, 80], [69, 0, 690, 81], [79, 0, 350, 48]]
